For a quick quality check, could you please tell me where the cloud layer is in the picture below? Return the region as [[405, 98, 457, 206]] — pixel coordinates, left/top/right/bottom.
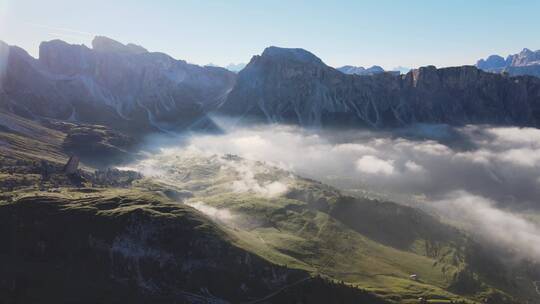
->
[[151, 124, 540, 210], [136, 123, 540, 260]]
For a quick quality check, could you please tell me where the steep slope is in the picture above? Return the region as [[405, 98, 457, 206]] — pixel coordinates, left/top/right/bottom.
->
[[128, 152, 534, 302], [0, 109, 142, 170], [219, 46, 540, 128], [0, 118, 535, 302], [0, 37, 236, 134], [477, 48, 540, 78], [0, 190, 388, 304]]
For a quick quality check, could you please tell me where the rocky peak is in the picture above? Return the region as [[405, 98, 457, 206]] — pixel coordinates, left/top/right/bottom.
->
[[338, 65, 385, 75], [39, 39, 93, 75], [260, 46, 324, 65], [477, 48, 540, 77], [511, 48, 540, 66], [476, 54, 507, 71], [222, 45, 540, 128], [91, 36, 148, 54]]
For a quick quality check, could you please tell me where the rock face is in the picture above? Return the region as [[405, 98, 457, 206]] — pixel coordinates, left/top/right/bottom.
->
[[0, 37, 236, 134], [220, 46, 540, 128], [477, 48, 540, 78], [338, 65, 385, 75]]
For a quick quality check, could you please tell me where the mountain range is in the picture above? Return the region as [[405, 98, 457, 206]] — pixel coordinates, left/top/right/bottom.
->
[[2, 36, 540, 303], [2, 37, 540, 135], [221, 46, 540, 128], [476, 48, 540, 78], [337, 65, 386, 75], [0, 36, 236, 134]]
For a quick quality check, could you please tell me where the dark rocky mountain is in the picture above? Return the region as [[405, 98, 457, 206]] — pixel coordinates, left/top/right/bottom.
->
[[477, 48, 540, 78], [337, 65, 385, 75], [219, 46, 540, 128], [0, 37, 236, 135], [2, 39, 540, 136]]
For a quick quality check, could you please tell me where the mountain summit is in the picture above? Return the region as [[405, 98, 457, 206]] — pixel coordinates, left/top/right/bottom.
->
[[220, 47, 540, 128], [338, 65, 385, 75], [1, 37, 236, 134], [476, 48, 540, 78], [91, 36, 148, 54]]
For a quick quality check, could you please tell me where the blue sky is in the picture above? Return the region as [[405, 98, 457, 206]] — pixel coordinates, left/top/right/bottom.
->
[[1, 0, 539, 69]]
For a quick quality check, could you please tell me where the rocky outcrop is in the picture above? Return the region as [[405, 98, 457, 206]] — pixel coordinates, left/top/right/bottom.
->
[[61, 123, 136, 167], [220, 46, 540, 128], [0, 37, 236, 135], [477, 48, 540, 78]]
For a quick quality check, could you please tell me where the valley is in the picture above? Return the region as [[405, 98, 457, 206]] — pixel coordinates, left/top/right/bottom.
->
[[1, 34, 540, 304]]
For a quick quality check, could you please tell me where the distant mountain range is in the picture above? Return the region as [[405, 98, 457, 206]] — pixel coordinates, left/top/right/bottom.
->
[[337, 65, 385, 75], [337, 65, 410, 76], [476, 48, 540, 78], [2, 37, 540, 135], [221, 46, 540, 128], [225, 62, 247, 72]]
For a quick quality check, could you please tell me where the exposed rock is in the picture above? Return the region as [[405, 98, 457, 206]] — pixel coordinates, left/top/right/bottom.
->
[[0, 37, 236, 135], [220, 46, 540, 128], [63, 155, 80, 174], [92, 36, 148, 54], [338, 65, 385, 75], [62, 124, 136, 167], [477, 48, 540, 78]]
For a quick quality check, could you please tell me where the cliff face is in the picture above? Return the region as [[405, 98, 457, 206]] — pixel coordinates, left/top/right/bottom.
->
[[0, 37, 236, 134], [3, 40, 540, 133], [220, 47, 540, 128]]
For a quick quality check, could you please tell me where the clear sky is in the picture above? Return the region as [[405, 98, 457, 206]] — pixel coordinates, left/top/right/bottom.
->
[[1, 0, 539, 70]]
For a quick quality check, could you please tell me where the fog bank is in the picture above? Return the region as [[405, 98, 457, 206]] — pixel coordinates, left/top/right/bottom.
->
[[134, 123, 540, 260]]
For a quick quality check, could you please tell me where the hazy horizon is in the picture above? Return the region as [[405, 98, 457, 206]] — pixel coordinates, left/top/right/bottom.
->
[[1, 0, 540, 70]]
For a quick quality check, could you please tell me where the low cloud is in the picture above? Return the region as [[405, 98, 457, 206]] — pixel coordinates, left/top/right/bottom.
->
[[186, 201, 236, 223], [356, 155, 395, 175], [145, 124, 540, 208], [135, 123, 540, 260], [224, 161, 290, 198], [431, 191, 540, 261]]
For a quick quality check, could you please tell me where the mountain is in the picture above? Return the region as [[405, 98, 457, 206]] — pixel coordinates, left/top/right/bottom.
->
[[337, 65, 385, 75], [225, 62, 247, 72], [3, 39, 540, 135], [476, 48, 540, 78], [219, 46, 540, 128], [0, 37, 236, 135], [391, 66, 412, 74]]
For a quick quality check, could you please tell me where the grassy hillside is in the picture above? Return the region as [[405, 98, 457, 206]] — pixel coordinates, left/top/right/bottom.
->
[[0, 188, 390, 304], [130, 152, 532, 303], [0, 112, 536, 303]]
